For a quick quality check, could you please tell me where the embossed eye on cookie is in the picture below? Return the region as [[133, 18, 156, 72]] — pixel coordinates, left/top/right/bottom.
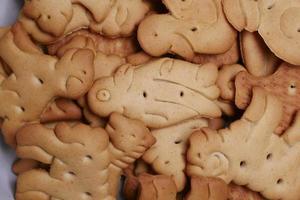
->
[[88, 58, 222, 129], [19, 0, 152, 44], [0, 23, 94, 147], [137, 0, 237, 61], [187, 87, 300, 200], [223, 0, 300, 65]]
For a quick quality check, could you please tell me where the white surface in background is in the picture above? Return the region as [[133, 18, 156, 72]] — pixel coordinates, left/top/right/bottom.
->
[[0, 0, 23, 198]]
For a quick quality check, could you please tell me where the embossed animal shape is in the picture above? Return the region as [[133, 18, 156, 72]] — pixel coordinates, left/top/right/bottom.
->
[[187, 87, 300, 200], [223, 0, 300, 65], [15, 113, 155, 200], [235, 62, 300, 134], [88, 58, 221, 129], [19, 0, 151, 43], [0, 23, 94, 147], [138, 0, 237, 60]]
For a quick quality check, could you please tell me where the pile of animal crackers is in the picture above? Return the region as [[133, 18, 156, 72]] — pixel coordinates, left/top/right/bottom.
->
[[1, 0, 300, 199]]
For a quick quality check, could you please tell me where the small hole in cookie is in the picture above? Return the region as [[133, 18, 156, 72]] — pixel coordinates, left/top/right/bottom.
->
[[240, 161, 246, 167], [131, 134, 136, 138], [277, 179, 283, 184], [20, 107, 25, 112], [85, 155, 93, 160], [180, 91, 184, 97], [174, 140, 182, 144], [143, 91, 147, 98], [267, 4, 274, 10], [85, 192, 92, 197], [297, 28, 300, 33], [191, 27, 197, 32], [38, 78, 44, 84], [68, 171, 76, 176], [290, 84, 296, 89], [82, 70, 87, 75], [165, 161, 170, 164], [266, 153, 272, 160], [197, 153, 201, 158], [153, 33, 158, 37], [47, 15, 51, 19]]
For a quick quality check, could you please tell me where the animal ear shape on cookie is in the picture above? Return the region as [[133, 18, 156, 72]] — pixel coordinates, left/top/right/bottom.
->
[[138, 0, 237, 60], [88, 58, 221, 129], [137, 173, 177, 200], [0, 23, 94, 146], [22, 0, 73, 37], [223, 0, 300, 65]]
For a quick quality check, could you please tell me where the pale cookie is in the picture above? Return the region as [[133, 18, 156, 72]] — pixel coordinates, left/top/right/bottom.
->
[[187, 87, 300, 200], [240, 31, 279, 77], [137, 173, 177, 200], [0, 23, 94, 146], [15, 113, 155, 200], [19, 0, 152, 43], [48, 30, 139, 58], [223, 0, 300, 65], [235, 62, 300, 134], [142, 118, 209, 191], [88, 58, 221, 129], [217, 64, 246, 101], [138, 0, 237, 60]]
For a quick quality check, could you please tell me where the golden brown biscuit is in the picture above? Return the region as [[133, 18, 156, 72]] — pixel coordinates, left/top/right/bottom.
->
[[15, 113, 155, 200], [187, 87, 300, 200], [88, 58, 221, 129], [0, 23, 94, 146]]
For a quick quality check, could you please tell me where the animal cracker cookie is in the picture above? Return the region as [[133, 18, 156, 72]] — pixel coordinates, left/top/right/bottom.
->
[[88, 58, 221, 129], [223, 0, 300, 65], [235, 62, 300, 134], [138, 0, 237, 61], [19, 0, 152, 44], [0, 23, 94, 146], [240, 31, 279, 77], [187, 87, 300, 200], [137, 173, 177, 200], [186, 176, 264, 200], [15, 113, 155, 200], [142, 118, 209, 191]]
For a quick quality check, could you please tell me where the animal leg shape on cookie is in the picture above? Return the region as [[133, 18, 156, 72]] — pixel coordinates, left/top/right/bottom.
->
[[0, 23, 94, 147], [187, 87, 300, 200], [235, 62, 300, 134], [15, 113, 155, 200], [223, 0, 300, 65], [88, 58, 221, 129], [19, 0, 152, 44], [137, 0, 237, 60], [142, 118, 209, 191]]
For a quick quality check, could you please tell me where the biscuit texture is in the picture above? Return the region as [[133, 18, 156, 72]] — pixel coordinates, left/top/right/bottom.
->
[[0, 23, 94, 146], [88, 58, 221, 129], [15, 113, 155, 200], [187, 87, 300, 200], [138, 0, 237, 60]]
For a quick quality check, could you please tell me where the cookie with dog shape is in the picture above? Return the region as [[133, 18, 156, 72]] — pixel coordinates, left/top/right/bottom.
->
[[187, 87, 300, 200], [138, 0, 237, 61], [15, 113, 155, 200], [0, 23, 94, 146], [88, 58, 221, 129]]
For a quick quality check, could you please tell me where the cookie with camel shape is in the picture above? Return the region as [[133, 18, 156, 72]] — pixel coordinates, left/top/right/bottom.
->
[[88, 58, 221, 129], [15, 113, 155, 200], [0, 23, 94, 147], [223, 0, 300, 65], [187, 87, 300, 200], [19, 0, 152, 44], [137, 0, 237, 63]]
